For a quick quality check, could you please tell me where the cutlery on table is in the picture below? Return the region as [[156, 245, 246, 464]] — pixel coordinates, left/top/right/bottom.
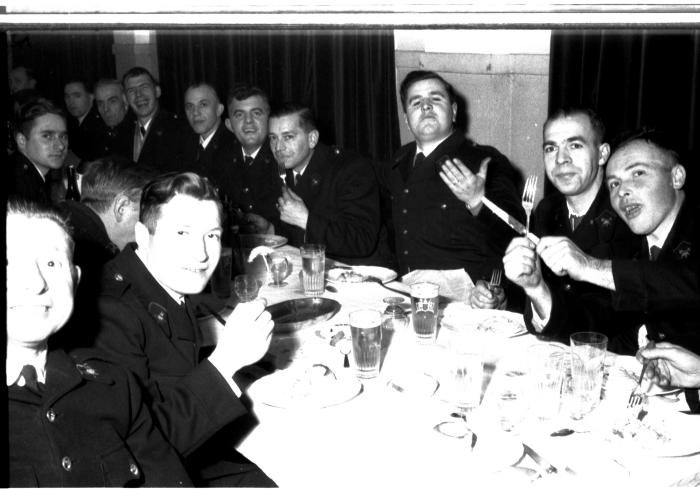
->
[[487, 268, 502, 291], [364, 275, 411, 298], [481, 197, 540, 245], [627, 361, 649, 408], [521, 175, 538, 234], [522, 443, 577, 476]]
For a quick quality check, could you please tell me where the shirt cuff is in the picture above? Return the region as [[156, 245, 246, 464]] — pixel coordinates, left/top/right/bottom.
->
[[530, 302, 550, 332]]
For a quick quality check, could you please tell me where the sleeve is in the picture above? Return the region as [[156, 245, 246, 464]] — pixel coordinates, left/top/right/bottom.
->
[[305, 156, 381, 259], [95, 296, 249, 456]]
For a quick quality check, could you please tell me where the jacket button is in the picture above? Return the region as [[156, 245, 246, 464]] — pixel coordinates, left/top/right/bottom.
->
[[403, 250, 408, 255], [658, 332, 666, 340], [114, 273, 123, 282], [403, 188, 409, 194], [402, 229, 408, 235], [247, 204, 253, 210], [129, 463, 140, 476], [334, 148, 340, 155], [402, 209, 407, 214], [243, 187, 249, 193], [61, 456, 72, 471], [441, 203, 447, 210], [46, 409, 56, 422], [563, 283, 572, 292]]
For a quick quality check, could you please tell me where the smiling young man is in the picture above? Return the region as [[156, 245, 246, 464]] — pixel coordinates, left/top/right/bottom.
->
[[6, 199, 192, 487], [123, 66, 188, 170], [91, 172, 276, 486], [504, 129, 700, 360], [380, 70, 522, 302], [9, 98, 69, 205]]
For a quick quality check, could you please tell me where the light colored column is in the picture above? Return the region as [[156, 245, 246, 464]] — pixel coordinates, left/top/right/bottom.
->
[[112, 30, 159, 81]]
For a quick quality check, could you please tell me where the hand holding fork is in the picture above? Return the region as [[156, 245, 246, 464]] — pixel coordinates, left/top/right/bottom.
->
[[469, 268, 505, 309], [522, 175, 538, 235]]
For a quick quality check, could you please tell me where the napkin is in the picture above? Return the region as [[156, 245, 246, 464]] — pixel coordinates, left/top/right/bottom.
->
[[402, 268, 474, 303]]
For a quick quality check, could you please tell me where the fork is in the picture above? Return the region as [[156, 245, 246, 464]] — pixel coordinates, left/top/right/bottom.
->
[[488, 268, 502, 291], [627, 361, 649, 408], [522, 175, 538, 234]]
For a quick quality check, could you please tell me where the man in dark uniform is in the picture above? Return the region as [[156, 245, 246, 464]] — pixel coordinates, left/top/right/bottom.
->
[[9, 98, 69, 205], [497, 107, 640, 346], [380, 70, 523, 289], [91, 172, 276, 486], [123, 66, 189, 171], [224, 85, 281, 223], [63, 78, 102, 161], [7, 199, 192, 487], [91, 78, 135, 160], [249, 103, 381, 263]]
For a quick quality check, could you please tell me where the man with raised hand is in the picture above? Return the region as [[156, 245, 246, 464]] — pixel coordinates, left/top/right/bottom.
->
[[92, 172, 276, 486]]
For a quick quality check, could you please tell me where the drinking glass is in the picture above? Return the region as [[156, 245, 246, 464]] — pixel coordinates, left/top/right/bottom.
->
[[268, 252, 292, 287], [349, 309, 382, 379], [300, 244, 325, 297], [410, 282, 440, 344], [569, 332, 608, 420], [527, 344, 566, 422], [233, 274, 262, 302]]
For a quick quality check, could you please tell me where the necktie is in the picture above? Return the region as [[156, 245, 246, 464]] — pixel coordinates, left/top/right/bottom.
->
[[413, 152, 426, 168], [570, 214, 583, 231], [244, 155, 254, 166], [139, 125, 147, 139], [649, 245, 662, 261], [196, 143, 205, 161], [19, 364, 43, 395]]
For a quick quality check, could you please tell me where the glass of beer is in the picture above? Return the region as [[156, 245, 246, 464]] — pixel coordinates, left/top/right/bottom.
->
[[300, 244, 325, 296], [410, 282, 440, 343], [349, 309, 382, 379]]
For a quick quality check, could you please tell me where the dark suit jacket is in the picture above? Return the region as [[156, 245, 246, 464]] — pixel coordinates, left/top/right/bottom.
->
[[9, 348, 192, 487], [524, 183, 642, 350], [228, 141, 282, 223], [93, 245, 262, 483], [380, 131, 523, 281], [135, 108, 190, 172], [276, 143, 381, 263], [88, 112, 135, 161], [67, 106, 103, 162], [8, 151, 52, 205]]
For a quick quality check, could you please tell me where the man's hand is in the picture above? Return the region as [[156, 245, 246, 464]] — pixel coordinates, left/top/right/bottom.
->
[[637, 342, 700, 389], [244, 213, 274, 234], [536, 236, 592, 281], [208, 300, 274, 378], [438, 156, 490, 213], [469, 280, 506, 309], [503, 236, 543, 290], [277, 186, 309, 229]]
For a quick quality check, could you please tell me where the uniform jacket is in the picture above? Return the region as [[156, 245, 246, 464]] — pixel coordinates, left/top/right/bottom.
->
[[524, 183, 642, 349], [93, 245, 257, 482], [9, 348, 192, 487], [135, 108, 190, 172], [380, 131, 523, 280], [88, 113, 135, 161], [67, 106, 103, 162], [275, 142, 381, 263], [8, 152, 52, 206], [227, 141, 282, 223]]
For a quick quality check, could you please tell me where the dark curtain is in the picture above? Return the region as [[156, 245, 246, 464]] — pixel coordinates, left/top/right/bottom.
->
[[549, 29, 700, 190], [8, 30, 117, 105], [156, 29, 400, 163]]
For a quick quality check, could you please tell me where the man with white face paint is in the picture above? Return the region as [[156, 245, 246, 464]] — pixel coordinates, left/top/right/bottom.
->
[[501, 107, 640, 346], [92, 172, 277, 486], [504, 129, 700, 362]]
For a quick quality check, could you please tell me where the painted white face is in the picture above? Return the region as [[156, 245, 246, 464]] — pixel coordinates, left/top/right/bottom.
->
[[543, 114, 608, 198], [403, 78, 456, 145], [6, 214, 78, 348], [136, 194, 222, 296], [606, 140, 683, 236]]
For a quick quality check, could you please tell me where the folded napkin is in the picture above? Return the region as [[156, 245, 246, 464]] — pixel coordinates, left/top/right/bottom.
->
[[402, 268, 474, 303]]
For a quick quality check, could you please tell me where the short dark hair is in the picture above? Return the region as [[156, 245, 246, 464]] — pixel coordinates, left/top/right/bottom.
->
[[611, 127, 681, 169], [94, 78, 124, 94], [64, 78, 92, 94], [139, 172, 222, 233], [185, 81, 220, 102], [80, 157, 157, 214], [13, 97, 66, 138], [122, 66, 158, 87], [269, 102, 317, 133], [227, 84, 270, 110], [7, 198, 75, 257], [399, 70, 456, 112], [544, 107, 606, 146]]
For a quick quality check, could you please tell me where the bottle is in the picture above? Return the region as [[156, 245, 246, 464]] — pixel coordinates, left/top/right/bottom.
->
[[65, 165, 81, 202]]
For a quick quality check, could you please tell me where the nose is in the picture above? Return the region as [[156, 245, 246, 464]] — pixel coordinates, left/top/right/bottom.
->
[[244, 111, 254, 124], [190, 235, 209, 264], [19, 261, 49, 295], [55, 135, 67, 151], [420, 98, 433, 111], [556, 147, 570, 165], [273, 138, 285, 153]]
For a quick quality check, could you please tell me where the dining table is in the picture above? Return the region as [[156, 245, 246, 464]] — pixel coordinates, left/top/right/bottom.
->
[[199, 243, 700, 488]]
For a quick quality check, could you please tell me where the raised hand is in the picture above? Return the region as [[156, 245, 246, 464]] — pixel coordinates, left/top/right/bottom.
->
[[277, 186, 309, 229], [439, 156, 490, 211]]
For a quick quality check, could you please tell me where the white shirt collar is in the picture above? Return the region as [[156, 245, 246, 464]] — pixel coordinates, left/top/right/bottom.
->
[[242, 146, 261, 160], [199, 125, 218, 149], [647, 195, 684, 252], [140, 115, 155, 133], [6, 347, 47, 386]]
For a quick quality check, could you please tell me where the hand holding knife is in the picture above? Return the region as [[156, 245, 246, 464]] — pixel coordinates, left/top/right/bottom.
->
[[481, 197, 540, 245]]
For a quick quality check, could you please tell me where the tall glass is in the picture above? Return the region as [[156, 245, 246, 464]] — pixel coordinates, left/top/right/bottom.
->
[[300, 244, 325, 297], [349, 309, 382, 379], [569, 332, 608, 420], [410, 282, 440, 343]]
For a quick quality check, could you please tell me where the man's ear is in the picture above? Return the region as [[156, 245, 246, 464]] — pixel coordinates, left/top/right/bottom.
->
[[451, 102, 458, 123], [113, 194, 133, 223], [225, 118, 233, 132], [598, 143, 611, 166], [72, 265, 82, 292], [155, 85, 162, 99], [15, 132, 27, 151], [308, 129, 319, 149], [671, 164, 686, 190], [216, 103, 224, 118]]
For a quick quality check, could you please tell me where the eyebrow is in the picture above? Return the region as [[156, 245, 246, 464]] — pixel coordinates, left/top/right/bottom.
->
[[542, 135, 587, 148]]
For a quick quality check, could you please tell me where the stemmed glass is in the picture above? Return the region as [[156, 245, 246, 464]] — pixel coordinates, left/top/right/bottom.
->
[[233, 274, 262, 302], [269, 252, 291, 287]]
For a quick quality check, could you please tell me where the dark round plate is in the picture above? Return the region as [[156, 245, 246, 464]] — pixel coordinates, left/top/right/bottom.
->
[[267, 298, 341, 334]]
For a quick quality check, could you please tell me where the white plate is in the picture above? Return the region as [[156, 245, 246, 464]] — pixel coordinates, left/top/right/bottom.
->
[[607, 407, 700, 457], [247, 364, 362, 409], [441, 305, 527, 339], [387, 371, 440, 397], [327, 266, 398, 285]]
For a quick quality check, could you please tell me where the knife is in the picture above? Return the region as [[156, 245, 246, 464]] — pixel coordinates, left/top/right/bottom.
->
[[522, 443, 577, 476], [482, 197, 540, 245]]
